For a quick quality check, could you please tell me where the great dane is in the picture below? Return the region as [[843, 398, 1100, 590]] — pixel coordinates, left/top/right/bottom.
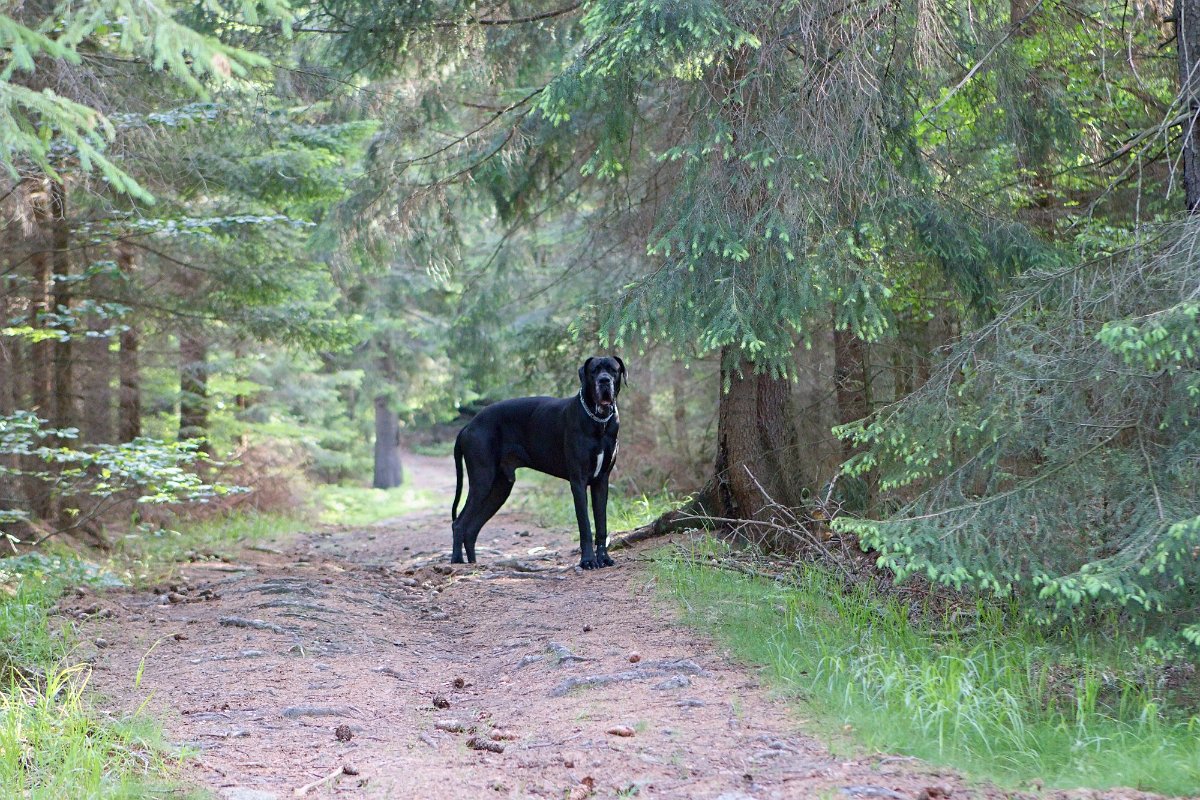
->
[[451, 356, 625, 569]]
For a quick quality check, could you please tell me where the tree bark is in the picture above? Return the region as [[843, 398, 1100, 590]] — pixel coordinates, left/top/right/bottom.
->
[[372, 394, 403, 489], [81, 321, 115, 443], [116, 244, 141, 442], [26, 181, 53, 520], [1179, 0, 1200, 212], [671, 359, 689, 461], [50, 179, 74, 431], [178, 328, 209, 444], [29, 184, 53, 422], [0, 281, 19, 525], [832, 324, 869, 457], [711, 349, 812, 529]]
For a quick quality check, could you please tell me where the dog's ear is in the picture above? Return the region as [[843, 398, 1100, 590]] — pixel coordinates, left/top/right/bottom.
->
[[578, 357, 595, 388], [614, 356, 627, 388]]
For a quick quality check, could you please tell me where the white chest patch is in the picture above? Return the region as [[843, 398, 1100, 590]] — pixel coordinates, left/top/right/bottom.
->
[[594, 452, 604, 478]]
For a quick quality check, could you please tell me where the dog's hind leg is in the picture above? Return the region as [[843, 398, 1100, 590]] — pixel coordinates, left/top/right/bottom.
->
[[462, 476, 513, 563]]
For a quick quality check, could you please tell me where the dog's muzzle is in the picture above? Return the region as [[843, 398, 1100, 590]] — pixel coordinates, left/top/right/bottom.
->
[[596, 377, 615, 411]]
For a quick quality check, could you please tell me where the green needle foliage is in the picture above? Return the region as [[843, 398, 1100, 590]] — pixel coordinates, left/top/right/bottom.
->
[[837, 219, 1200, 651], [1, 0, 290, 198]]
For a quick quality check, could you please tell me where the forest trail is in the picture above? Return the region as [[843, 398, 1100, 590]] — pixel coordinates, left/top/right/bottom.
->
[[74, 453, 1153, 800]]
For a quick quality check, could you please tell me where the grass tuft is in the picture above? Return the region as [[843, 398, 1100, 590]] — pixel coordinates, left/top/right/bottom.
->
[[315, 482, 440, 526], [654, 537, 1200, 796], [0, 564, 180, 798]]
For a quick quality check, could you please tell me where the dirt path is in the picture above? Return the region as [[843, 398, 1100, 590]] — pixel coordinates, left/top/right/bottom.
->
[[73, 453, 1156, 799]]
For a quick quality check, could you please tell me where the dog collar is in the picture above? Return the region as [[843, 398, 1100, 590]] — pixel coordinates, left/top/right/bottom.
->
[[578, 390, 616, 424]]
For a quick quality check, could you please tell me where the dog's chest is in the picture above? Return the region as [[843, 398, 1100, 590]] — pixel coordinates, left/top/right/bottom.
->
[[591, 433, 619, 479]]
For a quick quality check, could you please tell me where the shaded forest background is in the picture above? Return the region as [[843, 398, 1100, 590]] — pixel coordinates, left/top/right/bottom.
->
[[1, 0, 1198, 649]]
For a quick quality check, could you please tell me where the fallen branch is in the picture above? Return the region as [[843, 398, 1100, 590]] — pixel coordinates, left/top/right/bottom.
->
[[608, 508, 705, 551], [294, 764, 357, 796]]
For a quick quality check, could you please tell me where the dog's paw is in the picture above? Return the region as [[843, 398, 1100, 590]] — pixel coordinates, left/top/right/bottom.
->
[[597, 552, 615, 568], [450, 555, 465, 564], [579, 558, 601, 570]]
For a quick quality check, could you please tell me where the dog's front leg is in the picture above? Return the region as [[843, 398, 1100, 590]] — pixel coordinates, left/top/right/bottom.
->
[[590, 480, 614, 567], [572, 479, 599, 569]]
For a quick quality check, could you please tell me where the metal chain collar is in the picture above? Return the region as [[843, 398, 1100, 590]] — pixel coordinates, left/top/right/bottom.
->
[[578, 390, 616, 424]]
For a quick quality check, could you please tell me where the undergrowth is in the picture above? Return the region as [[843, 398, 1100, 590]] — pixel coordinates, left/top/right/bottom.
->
[[0, 559, 183, 798], [113, 511, 309, 586], [315, 482, 440, 526], [510, 472, 679, 533], [654, 537, 1200, 796]]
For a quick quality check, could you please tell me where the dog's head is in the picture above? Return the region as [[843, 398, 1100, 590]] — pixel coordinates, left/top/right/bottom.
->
[[579, 356, 626, 416]]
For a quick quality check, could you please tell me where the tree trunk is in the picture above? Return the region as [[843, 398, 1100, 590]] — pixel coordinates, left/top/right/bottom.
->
[[116, 244, 141, 442], [671, 360, 689, 461], [50, 179, 74, 432], [711, 349, 812, 531], [834, 318, 873, 512], [29, 185, 52, 422], [26, 181, 53, 520], [81, 322, 115, 443], [833, 324, 869, 455], [0, 283, 19, 526], [372, 395, 403, 489], [179, 328, 209, 444], [1179, 0, 1200, 212]]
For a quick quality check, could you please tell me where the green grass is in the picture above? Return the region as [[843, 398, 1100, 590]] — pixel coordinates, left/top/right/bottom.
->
[[0, 561, 184, 798], [112, 510, 311, 586], [315, 482, 440, 526], [409, 439, 455, 457], [654, 538, 1200, 796], [509, 472, 680, 532]]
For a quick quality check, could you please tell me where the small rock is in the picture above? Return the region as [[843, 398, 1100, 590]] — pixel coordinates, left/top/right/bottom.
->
[[94, 637, 109, 649], [582, 624, 593, 632], [334, 724, 353, 742], [917, 789, 951, 800], [434, 719, 466, 733], [432, 695, 450, 709], [220, 789, 279, 800], [172, 633, 188, 641], [466, 735, 504, 753], [451, 677, 466, 689], [653, 674, 691, 690], [489, 728, 517, 741], [840, 787, 907, 800], [342, 763, 359, 776], [167, 592, 187, 604], [627, 651, 641, 663], [606, 725, 635, 737]]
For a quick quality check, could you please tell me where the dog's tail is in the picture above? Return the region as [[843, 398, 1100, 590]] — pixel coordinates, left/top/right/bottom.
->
[[451, 433, 464, 522]]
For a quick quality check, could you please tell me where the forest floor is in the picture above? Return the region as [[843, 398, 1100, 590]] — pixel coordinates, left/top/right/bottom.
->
[[73, 452, 1165, 800]]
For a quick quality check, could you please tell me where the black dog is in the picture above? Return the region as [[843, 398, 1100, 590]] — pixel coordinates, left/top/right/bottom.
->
[[451, 356, 625, 569]]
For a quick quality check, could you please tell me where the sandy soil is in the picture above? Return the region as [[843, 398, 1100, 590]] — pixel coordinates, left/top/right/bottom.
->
[[70, 452, 1165, 800]]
